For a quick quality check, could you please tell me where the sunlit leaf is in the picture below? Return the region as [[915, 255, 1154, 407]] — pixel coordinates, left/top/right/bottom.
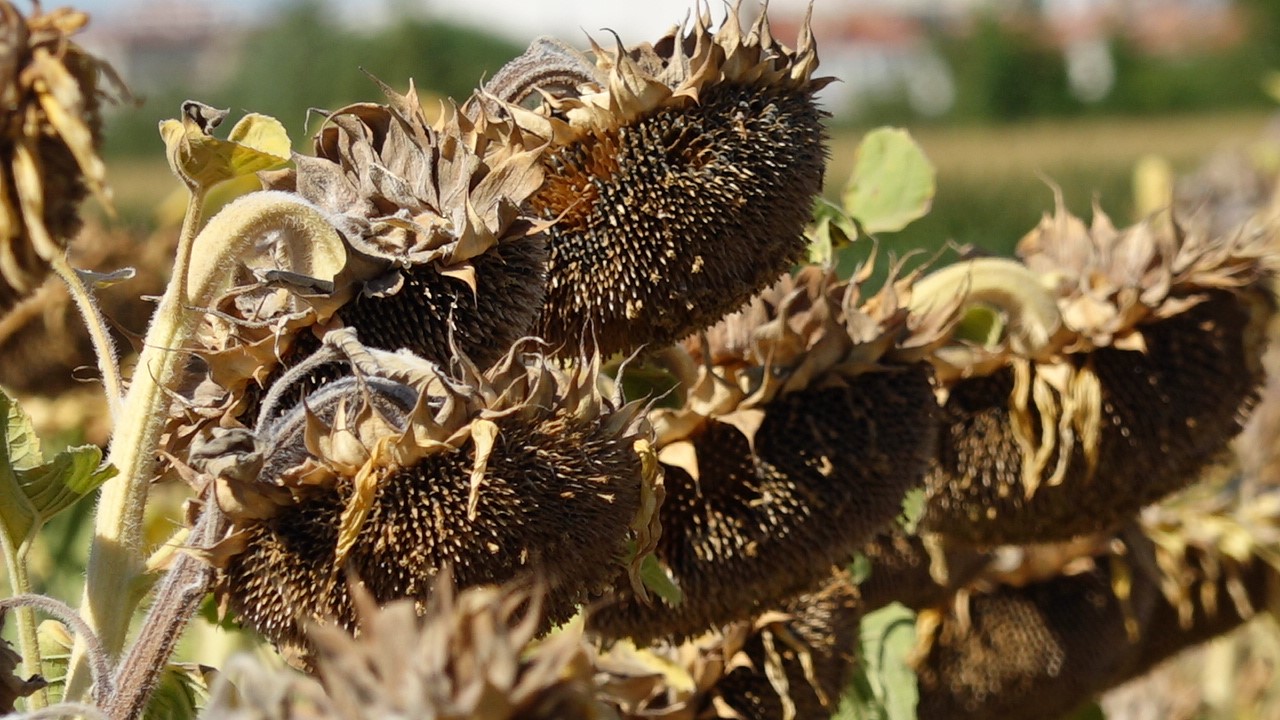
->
[[897, 488, 926, 534], [159, 101, 290, 191], [843, 127, 936, 235], [0, 388, 116, 547]]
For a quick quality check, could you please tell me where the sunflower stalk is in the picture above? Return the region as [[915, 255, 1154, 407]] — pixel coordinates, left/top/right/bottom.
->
[[0, 518, 46, 709], [64, 192, 342, 700]]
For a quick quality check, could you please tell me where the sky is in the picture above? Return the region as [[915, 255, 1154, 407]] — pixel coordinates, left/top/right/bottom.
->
[[68, 0, 827, 45]]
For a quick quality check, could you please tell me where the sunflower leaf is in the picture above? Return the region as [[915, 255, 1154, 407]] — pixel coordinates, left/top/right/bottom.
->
[[0, 388, 116, 549], [843, 127, 935, 235]]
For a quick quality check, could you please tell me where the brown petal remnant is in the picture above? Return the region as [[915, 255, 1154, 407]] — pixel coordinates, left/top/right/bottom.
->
[[211, 331, 656, 666], [595, 572, 861, 720], [0, 2, 120, 315], [589, 260, 954, 643], [264, 80, 550, 372], [199, 575, 610, 719], [492, 3, 832, 357], [919, 201, 1277, 545]]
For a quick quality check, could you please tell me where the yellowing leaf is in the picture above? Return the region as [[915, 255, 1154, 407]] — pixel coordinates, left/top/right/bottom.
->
[[843, 127, 936, 235], [160, 102, 290, 191]]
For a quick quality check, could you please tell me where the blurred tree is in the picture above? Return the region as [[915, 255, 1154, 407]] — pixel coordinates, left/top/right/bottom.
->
[[102, 0, 523, 157]]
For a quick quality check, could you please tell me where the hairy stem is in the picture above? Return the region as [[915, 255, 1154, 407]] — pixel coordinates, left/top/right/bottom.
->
[[105, 504, 223, 720], [0, 530, 47, 709], [64, 192, 343, 700], [49, 254, 124, 425]]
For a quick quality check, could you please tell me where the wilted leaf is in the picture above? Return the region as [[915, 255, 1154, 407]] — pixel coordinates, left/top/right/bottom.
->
[[160, 102, 290, 191], [843, 127, 935, 234], [0, 388, 116, 548]]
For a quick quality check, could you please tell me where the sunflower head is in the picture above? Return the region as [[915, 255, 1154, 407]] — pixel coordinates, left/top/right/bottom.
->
[[590, 261, 951, 642], [490, 4, 832, 357], [210, 331, 656, 665], [0, 3, 119, 314], [917, 203, 1277, 544]]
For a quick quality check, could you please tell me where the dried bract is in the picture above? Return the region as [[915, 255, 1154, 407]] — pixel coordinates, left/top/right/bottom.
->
[[200, 577, 611, 719], [595, 573, 861, 720]]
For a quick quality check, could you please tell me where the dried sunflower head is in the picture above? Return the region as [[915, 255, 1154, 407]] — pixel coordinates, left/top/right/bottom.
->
[[492, 4, 831, 357], [915, 513, 1277, 720], [177, 85, 551, 434], [590, 261, 953, 643], [201, 575, 613, 720], [594, 572, 861, 720], [0, 3, 119, 315], [917, 202, 1277, 545], [257, 81, 549, 372], [210, 331, 656, 665]]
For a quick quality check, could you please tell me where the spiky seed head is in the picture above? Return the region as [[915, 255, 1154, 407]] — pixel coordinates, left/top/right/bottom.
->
[[916, 519, 1275, 720], [590, 262, 952, 643], [260, 83, 549, 371], [497, 4, 831, 357], [919, 203, 1277, 545], [594, 573, 861, 720], [0, 4, 118, 314], [211, 333, 656, 664], [200, 576, 609, 719]]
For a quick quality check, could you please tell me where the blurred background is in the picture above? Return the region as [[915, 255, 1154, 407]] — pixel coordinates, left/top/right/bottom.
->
[[72, 0, 1280, 255], [6, 3, 1278, 718]]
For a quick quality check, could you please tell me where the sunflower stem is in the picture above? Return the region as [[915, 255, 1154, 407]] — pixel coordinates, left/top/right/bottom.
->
[[0, 526, 47, 709], [49, 254, 124, 426], [64, 191, 342, 701], [105, 503, 222, 720], [63, 188, 207, 701]]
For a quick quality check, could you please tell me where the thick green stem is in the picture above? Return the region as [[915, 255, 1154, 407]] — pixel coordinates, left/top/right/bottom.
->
[[1, 526, 47, 709], [61, 189, 206, 702], [64, 191, 343, 701], [49, 255, 124, 425]]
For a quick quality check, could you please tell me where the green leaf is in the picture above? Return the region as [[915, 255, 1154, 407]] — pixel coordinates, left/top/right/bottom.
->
[[806, 197, 858, 266], [843, 127, 936, 235], [0, 389, 116, 547], [160, 101, 290, 191], [897, 488, 926, 535], [847, 552, 872, 585], [143, 664, 213, 720], [860, 603, 919, 720], [639, 554, 683, 606]]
